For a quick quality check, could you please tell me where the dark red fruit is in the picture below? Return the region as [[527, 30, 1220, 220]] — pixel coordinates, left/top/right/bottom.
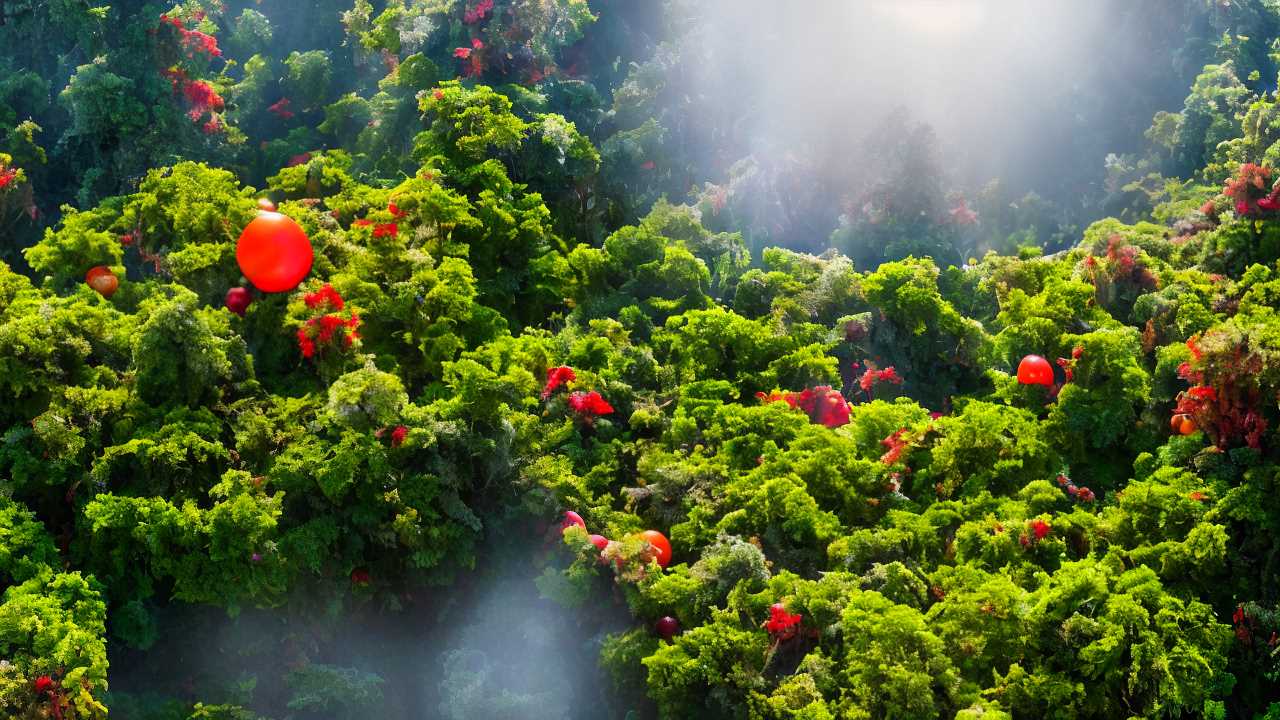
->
[[225, 286, 253, 316], [655, 616, 679, 641]]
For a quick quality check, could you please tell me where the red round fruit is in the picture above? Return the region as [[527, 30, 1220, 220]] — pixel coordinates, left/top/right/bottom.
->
[[236, 211, 313, 292], [561, 510, 586, 533], [589, 534, 609, 551], [655, 616, 679, 641], [1179, 416, 1198, 435], [257, 198, 277, 212], [225, 287, 253, 316], [640, 529, 672, 568], [1016, 355, 1054, 386], [85, 266, 119, 298]]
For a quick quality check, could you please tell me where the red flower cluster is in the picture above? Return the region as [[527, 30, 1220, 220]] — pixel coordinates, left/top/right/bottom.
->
[[287, 152, 312, 167], [183, 80, 224, 117], [1055, 474, 1095, 503], [756, 386, 851, 429], [542, 366, 576, 399], [160, 63, 223, 131], [268, 98, 295, 120], [949, 198, 979, 226], [388, 201, 408, 219], [373, 222, 398, 238], [1223, 163, 1280, 216], [160, 14, 222, 59], [298, 285, 360, 359], [1029, 518, 1051, 540], [34, 675, 54, 694], [568, 391, 614, 418], [305, 284, 345, 311], [856, 362, 903, 398], [1176, 331, 1269, 449], [464, 0, 494, 24], [880, 428, 911, 465], [764, 603, 803, 641], [0, 163, 16, 190], [350, 567, 371, 585], [794, 386, 851, 428], [390, 425, 408, 448]]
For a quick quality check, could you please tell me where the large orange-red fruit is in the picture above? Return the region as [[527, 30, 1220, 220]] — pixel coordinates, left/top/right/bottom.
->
[[640, 530, 672, 568], [236, 211, 313, 292], [1170, 413, 1198, 435], [85, 266, 118, 298], [1016, 355, 1054, 386]]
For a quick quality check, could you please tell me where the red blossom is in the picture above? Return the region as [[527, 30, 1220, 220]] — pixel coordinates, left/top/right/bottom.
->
[[305, 284, 345, 311], [0, 165, 17, 190], [756, 390, 795, 406], [373, 222, 398, 238], [353, 219, 374, 227], [568, 391, 614, 418], [160, 13, 222, 58], [858, 364, 903, 397], [297, 328, 316, 358], [880, 428, 911, 465], [268, 98, 295, 120], [1029, 518, 1050, 541], [1188, 386, 1218, 401], [764, 603, 803, 640], [390, 425, 408, 447], [1186, 336, 1202, 361], [388, 201, 408, 219], [34, 675, 54, 694], [287, 152, 312, 167], [949, 198, 979, 225], [794, 386, 850, 428], [454, 47, 473, 59], [1055, 356, 1075, 382], [1189, 491, 1208, 502], [464, 0, 494, 24], [315, 314, 345, 342], [542, 366, 576, 399]]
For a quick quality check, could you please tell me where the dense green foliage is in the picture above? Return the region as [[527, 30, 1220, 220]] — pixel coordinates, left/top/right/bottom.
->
[[5, 1, 1280, 719]]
